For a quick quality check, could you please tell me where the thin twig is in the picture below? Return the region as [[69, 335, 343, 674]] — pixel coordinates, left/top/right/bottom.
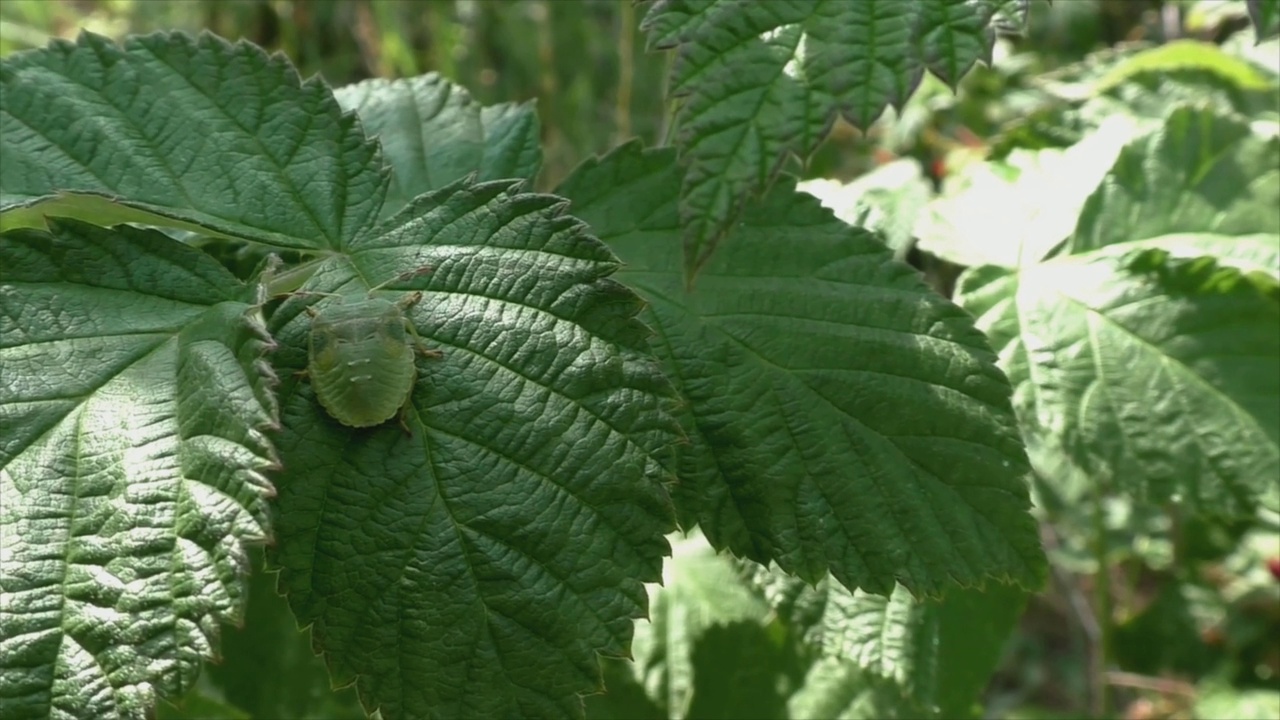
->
[[1106, 671, 1196, 698]]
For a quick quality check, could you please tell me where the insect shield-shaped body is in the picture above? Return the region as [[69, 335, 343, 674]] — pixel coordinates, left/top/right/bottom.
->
[[305, 286, 442, 431]]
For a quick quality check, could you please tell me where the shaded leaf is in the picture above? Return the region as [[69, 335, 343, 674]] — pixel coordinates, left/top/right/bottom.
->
[[629, 534, 770, 718], [334, 74, 541, 220], [787, 658, 934, 720], [200, 555, 364, 720], [744, 563, 1026, 717], [1248, 0, 1280, 41]]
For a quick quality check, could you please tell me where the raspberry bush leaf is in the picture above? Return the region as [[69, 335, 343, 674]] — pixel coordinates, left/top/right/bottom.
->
[[2, 30, 683, 719], [334, 74, 541, 220], [0, 31, 386, 251], [641, 0, 1035, 281], [744, 562, 1027, 718], [558, 141, 1046, 598], [0, 220, 277, 719], [265, 178, 680, 719], [956, 108, 1280, 519]]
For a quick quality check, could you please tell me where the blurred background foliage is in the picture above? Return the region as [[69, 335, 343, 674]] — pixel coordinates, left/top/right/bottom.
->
[[3, 2, 1277, 720], [0, 0, 673, 188], [1, 0, 1254, 190]]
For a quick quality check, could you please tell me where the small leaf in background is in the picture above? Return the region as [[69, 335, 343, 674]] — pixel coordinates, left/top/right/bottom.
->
[[744, 562, 1027, 718], [958, 106, 1280, 521], [993, 38, 1280, 159], [917, 115, 1138, 269], [0, 31, 386, 250], [1195, 684, 1280, 720], [334, 74, 542, 219], [641, 0, 1031, 281], [1068, 106, 1280, 259], [558, 141, 1046, 598], [0, 220, 277, 718], [959, 247, 1279, 520], [266, 178, 680, 719], [628, 534, 771, 718], [1247, 0, 1280, 41]]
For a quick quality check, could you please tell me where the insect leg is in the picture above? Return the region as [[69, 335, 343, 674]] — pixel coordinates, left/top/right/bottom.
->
[[403, 313, 444, 359]]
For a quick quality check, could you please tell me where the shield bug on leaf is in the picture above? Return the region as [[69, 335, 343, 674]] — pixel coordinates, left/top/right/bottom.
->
[[298, 267, 443, 432]]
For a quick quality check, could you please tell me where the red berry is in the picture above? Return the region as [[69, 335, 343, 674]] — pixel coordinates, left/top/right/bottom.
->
[[1268, 557, 1280, 582]]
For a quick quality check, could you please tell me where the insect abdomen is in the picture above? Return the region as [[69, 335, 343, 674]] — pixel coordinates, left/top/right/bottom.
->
[[309, 309, 417, 427]]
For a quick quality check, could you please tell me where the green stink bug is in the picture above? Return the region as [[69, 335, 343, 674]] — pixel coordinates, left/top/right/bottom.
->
[[301, 269, 442, 431]]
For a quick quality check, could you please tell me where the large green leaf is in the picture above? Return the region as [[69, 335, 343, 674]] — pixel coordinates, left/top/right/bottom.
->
[[0, 220, 277, 719], [0, 31, 386, 250], [265, 178, 680, 719], [957, 247, 1280, 519], [641, 0, 1033, 280], [333, 74, 541, 220], [557, 141, 1045, 598]]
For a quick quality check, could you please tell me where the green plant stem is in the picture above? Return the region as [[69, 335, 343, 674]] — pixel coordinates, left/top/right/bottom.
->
[[1090, 480, 1113, 719]]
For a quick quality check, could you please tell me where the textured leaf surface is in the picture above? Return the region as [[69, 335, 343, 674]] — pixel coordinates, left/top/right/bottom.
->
[[957, 248, 1280, 519], [334, 74, 541, 220], [0, 220, 277, 719], [558, 142, 1045, 598], [745, 563, 1026, 717], [0, 31, 385, 250], [957, 106, 1280, 518], [266, 179, 679, 719], [641, 0, 1031, 279]]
